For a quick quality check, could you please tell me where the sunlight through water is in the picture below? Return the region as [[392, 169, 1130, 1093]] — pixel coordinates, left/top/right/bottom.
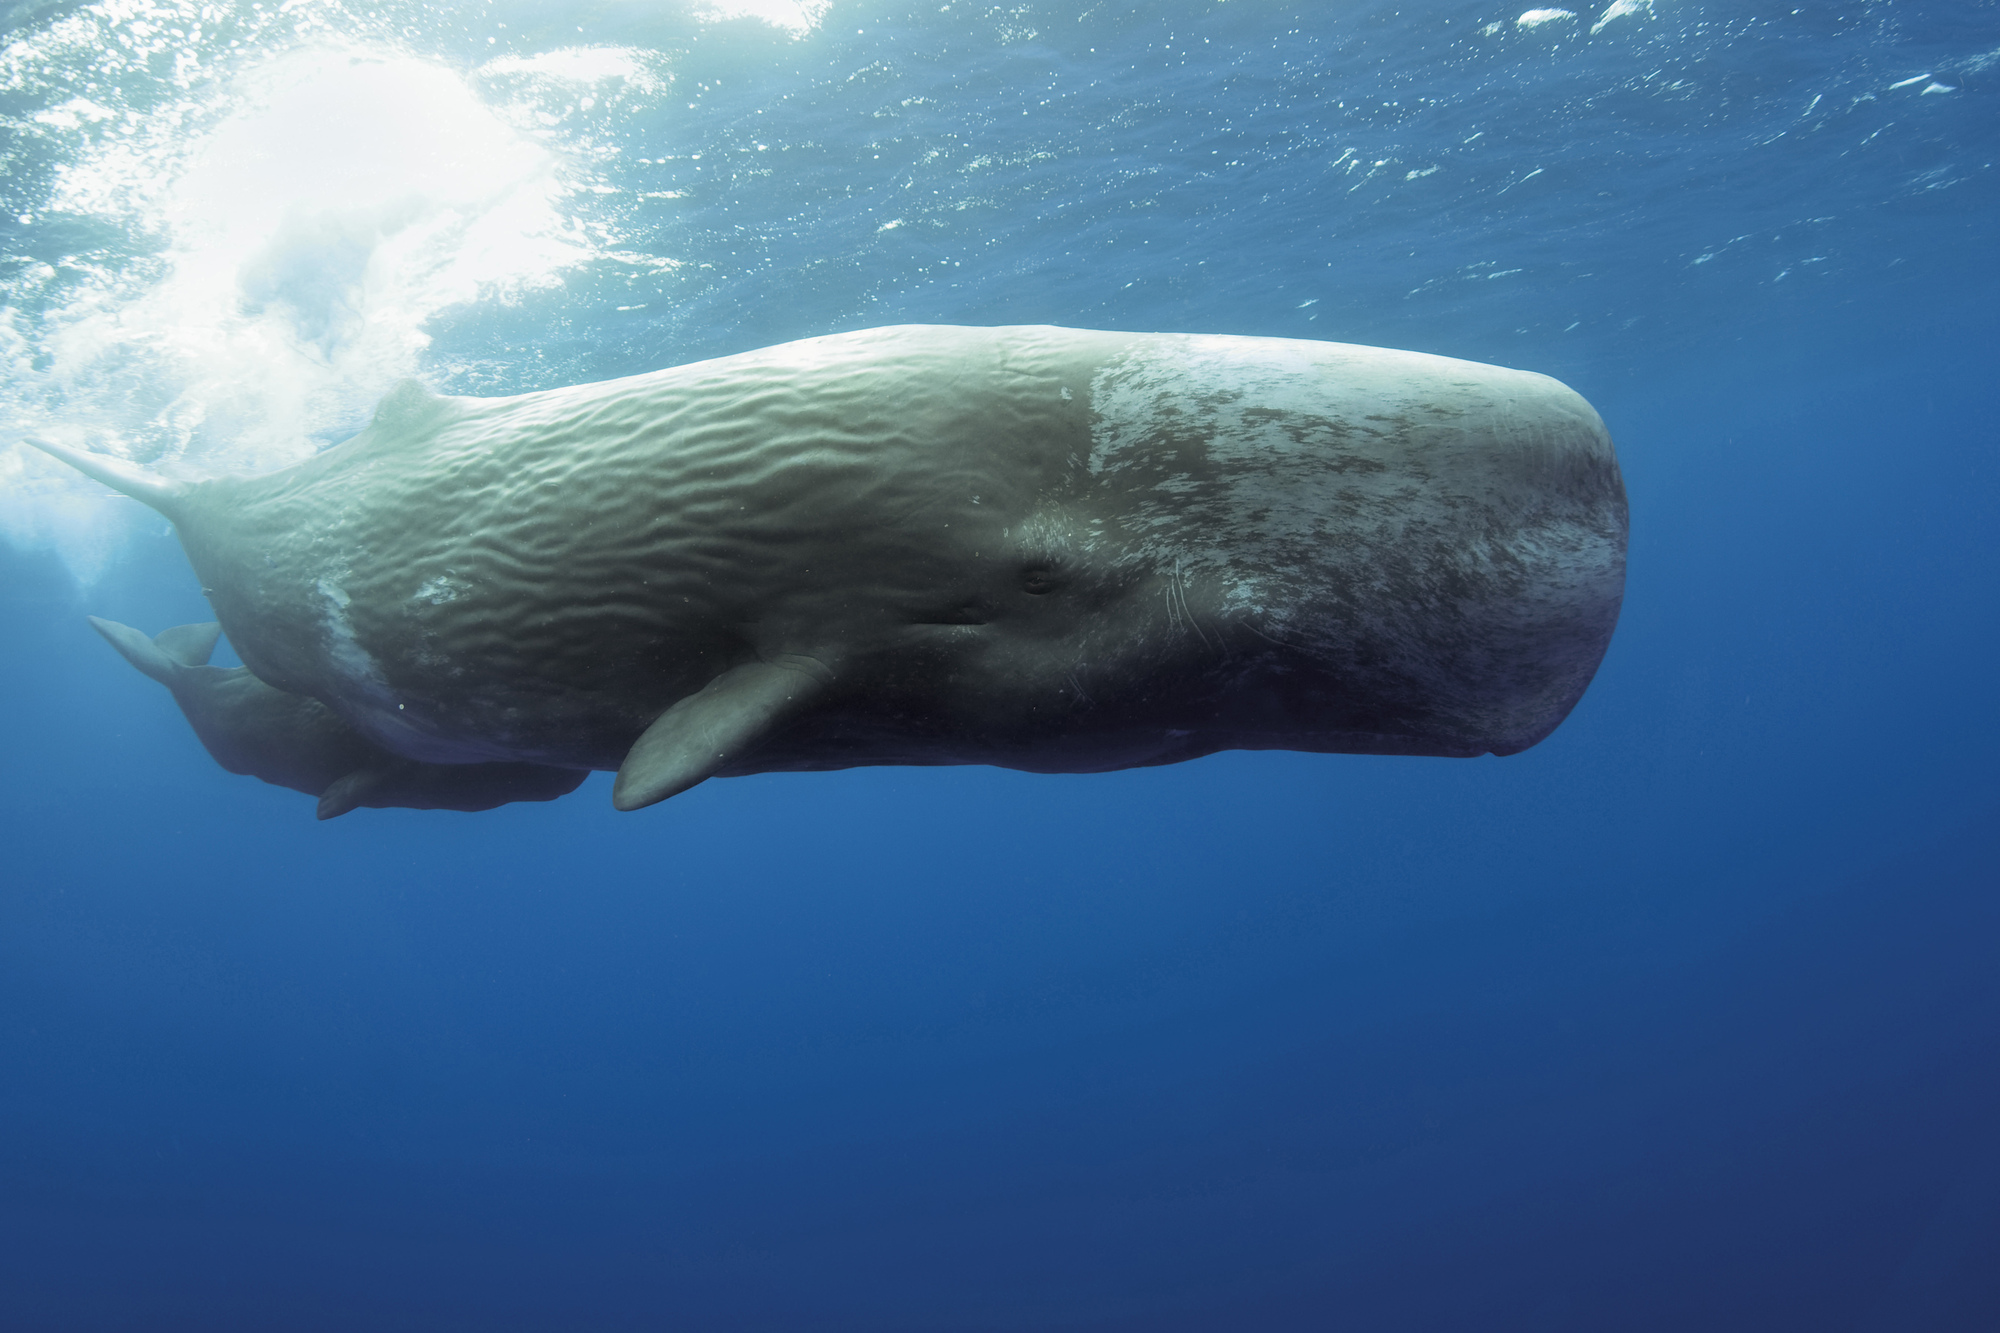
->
[[1, 34, 636, 575], [1, 0, 1987, 581]]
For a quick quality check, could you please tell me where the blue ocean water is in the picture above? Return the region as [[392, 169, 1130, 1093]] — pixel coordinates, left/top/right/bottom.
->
[[2, 1, 1996, 1328]]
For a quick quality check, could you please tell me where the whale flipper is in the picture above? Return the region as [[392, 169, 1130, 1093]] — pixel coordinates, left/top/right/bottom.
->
[[612, 660, 828, 811], [88, 617, 584, 817]]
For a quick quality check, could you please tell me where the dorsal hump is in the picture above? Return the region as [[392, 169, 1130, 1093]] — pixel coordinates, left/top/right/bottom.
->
[[368, 379, 461, 438]]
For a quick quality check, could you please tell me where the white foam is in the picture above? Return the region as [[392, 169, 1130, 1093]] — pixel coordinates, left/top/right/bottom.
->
[[693, 0, 833, 38], [1516, 9, 1578, 29], [480, 46, 667, 91], [1589, 0, 1653, 35], [0, 28, 625, 580]]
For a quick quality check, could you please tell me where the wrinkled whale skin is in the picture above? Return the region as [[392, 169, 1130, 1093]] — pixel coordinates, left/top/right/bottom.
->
[[39, 324, 1628, 816]]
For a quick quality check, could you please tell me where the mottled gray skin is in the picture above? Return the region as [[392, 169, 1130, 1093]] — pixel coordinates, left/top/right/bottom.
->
[[37, 324, 1627, 817]]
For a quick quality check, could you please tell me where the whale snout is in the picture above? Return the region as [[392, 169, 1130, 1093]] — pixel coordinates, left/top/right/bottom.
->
[[1078, 338, 1627, 759]]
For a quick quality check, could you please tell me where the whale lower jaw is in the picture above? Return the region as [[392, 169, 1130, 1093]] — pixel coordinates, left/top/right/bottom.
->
[[713, 726, 1497, 779]]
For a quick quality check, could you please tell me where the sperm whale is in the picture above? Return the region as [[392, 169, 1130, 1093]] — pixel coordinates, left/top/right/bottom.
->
[[32, 324, 1627, 817]]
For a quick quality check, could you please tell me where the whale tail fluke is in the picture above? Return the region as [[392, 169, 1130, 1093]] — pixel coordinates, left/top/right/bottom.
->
[[88, 616, 222, 684], [23, 436, 190, 521]]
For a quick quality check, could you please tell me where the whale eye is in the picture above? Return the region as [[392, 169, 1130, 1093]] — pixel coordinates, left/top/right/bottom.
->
[[1021, 567, 1057, 595]]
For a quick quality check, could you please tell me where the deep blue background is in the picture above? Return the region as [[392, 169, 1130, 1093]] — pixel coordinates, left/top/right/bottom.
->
[[3, 2, 1999, 1329]]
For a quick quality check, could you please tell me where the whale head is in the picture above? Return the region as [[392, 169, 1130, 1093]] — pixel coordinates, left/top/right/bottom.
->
[[743, 331, 1628, 777]]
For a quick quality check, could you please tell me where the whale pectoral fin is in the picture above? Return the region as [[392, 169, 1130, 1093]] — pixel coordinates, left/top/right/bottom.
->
[[613, 660, 828, 812], [317, 766, 393, 820], [318, 759, 589, 820]]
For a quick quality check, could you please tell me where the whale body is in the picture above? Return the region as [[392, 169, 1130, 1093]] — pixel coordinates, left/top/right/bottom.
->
[[33, 324, 1627, 818]]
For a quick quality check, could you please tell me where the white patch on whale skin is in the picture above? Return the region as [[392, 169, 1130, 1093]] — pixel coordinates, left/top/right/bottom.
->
[[1089, 334, 1427, 622], [1590, 0, 1653, 35], [316, 575, 390, 702], [318, 572, 418, 734], [409, 576, 469, 673], [319, 571, 500, 762], [414, 574, 465, 604], [1086, 334, 1624, 744]]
